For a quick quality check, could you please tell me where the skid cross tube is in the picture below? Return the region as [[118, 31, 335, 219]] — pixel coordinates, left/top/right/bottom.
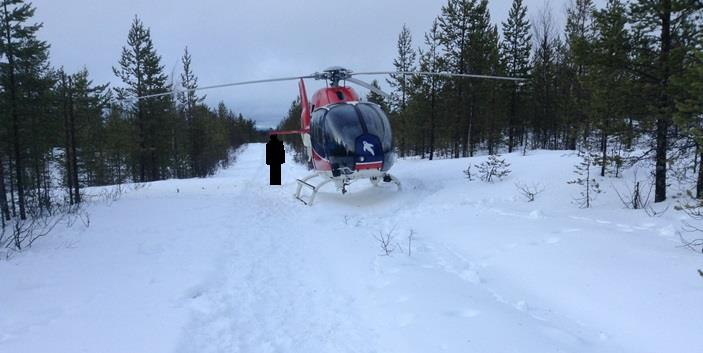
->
[[294, 173, 332, 206]]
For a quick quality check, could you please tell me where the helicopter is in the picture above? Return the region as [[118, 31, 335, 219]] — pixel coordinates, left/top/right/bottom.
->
[[136, 66, 524, 205]]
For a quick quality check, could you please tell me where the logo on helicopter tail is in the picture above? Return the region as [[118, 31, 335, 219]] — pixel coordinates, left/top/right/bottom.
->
[[363, 141, 375, 156]]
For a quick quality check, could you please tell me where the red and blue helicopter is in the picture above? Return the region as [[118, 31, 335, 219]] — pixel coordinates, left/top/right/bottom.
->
[[137, 67, 524, 205]]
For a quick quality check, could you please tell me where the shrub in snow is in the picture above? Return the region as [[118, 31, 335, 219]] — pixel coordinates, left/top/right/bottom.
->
[[463, 164, 473, 181], [475, 155, 511, 182], [407, 229, 415, 257], [515, 182, 545, 202], [676, 200, 703, 251], [613, 170, 653, 210], [568, 151, 602, 208], [1, 202, 89, 259], [676, 198, 703, 278], [373, 227, 397, 256]]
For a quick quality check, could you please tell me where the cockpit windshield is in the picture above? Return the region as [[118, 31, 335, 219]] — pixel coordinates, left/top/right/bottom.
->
[[323, 104, 363, 157], [318, 103, 393, 158], [356, 103, 392, 151]]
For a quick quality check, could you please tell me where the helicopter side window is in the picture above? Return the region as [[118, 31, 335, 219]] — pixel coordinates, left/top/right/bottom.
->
[[357, 104, 385, 137], [311, 109, 326, 158], [358, 103, 393, 151], [324, 104, 363, 157]]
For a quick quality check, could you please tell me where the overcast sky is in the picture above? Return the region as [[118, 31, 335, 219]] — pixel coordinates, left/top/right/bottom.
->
[[31, 0, 598, 128]]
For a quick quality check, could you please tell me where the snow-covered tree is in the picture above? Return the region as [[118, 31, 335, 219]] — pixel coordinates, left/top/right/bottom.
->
[[475, 154, 511, 182], [568, 151, 602, 208]]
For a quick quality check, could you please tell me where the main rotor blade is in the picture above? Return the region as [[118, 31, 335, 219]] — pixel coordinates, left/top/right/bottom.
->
[[352, 71, 526, 82], [133, 75, 316, 101], [345, 77, 392, 99]]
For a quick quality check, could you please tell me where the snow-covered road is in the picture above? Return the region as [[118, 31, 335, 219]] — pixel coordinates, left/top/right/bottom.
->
[[2, 144, 700, 353]]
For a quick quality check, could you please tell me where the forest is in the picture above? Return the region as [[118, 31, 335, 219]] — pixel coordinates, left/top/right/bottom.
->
[[278, 0, 703, 207], [0, 1, 264, 241], [2, 0, 703, 249], [389, 0, 702, 205]]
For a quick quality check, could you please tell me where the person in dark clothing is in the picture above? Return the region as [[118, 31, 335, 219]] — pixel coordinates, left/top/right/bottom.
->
[[266, 134, 285, 185]]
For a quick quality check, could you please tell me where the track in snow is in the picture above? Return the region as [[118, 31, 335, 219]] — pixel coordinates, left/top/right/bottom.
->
[[1, 144, 700, 353]]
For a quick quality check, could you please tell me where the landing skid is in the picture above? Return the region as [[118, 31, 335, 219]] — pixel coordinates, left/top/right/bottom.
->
[[295, 172, 401, 206], [370, 174, 402, 190], [382, 173, 402, 190], [294, 173, 332, 206]]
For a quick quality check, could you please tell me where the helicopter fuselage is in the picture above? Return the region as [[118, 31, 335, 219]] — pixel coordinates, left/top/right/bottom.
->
[[272, 74, 402, 204], [304, 83, 395, 177]]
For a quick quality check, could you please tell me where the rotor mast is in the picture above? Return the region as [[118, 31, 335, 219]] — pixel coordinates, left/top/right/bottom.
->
[[314, 66, 352, 87]]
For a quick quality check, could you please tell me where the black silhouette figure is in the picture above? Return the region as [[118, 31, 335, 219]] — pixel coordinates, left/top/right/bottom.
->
[[266, 134, 285, 185]]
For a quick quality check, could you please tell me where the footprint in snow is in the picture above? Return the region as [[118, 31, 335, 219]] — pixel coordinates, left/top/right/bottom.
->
[[616, 224, 634, 232], [528, 210, 544, 219], [459, 269, 482, 284], [460, 308, 480, 318], [396, 313, 415, 327], [514, 300, 529, 311], [545, 237, 560, 244], [444, 308, 481, 318]]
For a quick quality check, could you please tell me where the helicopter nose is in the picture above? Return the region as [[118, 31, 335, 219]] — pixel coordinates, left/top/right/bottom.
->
[[354, 134, 384, 171]]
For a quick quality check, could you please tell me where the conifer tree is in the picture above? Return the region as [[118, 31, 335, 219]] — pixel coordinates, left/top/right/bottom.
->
[[589, 0, 632, 177], [60, 68, 109, 193], [674, 43, 703, 197], [568, 150, 602, 208], [388, 24, 417, 112], [365, 80, 389, 112], [113, 15, 173, 182], [439, 0, 502, 156], [417, 19, 447, 160], [0, 0, 51, 219], [388, 24, 417, 157], [563, 0, 596, 150], [629, 0, 703, 202], [177, 47, 205, 177], [500, 0, 532, 152], [531, 4, 560, 149], [276, 98, 307, 163]]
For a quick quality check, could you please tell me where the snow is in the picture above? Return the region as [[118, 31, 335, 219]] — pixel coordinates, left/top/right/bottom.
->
[[1, 144, 700, 353]]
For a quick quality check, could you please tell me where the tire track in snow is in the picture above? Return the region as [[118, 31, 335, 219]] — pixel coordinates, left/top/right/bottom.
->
[[176, 144, 375, 353]]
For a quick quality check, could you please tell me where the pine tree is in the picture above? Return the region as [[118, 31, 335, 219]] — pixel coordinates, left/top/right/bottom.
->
[[113, 15, 173, 182], [439, 0, 502, 157], [61, 68, 110, 192], [365, 80, 389, 112], [589, 0, 632, 177], [563, 0, 596, 150], [439, 0, 473, 157], [388, 24, 417, 157], [177, 47, 206, 177], [568, 150, 602, 208], [674, 44, 703, 197], [388, 24, 417, 112], [475, 154, 511, 182], [531, 4, 560, 149], [0, 0, 51, 220], [275, 98, 309, 164], [500, 0, 532, 152], [417, 19, 447, 160], [629, 0, 703, 202]]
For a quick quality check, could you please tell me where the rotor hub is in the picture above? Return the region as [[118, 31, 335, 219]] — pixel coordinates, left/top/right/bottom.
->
[[314, 66, 352, 86]]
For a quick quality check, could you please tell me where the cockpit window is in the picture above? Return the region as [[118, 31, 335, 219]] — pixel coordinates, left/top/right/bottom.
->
[[357, 103, 392, 151], [324, 104, 363, 157]]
